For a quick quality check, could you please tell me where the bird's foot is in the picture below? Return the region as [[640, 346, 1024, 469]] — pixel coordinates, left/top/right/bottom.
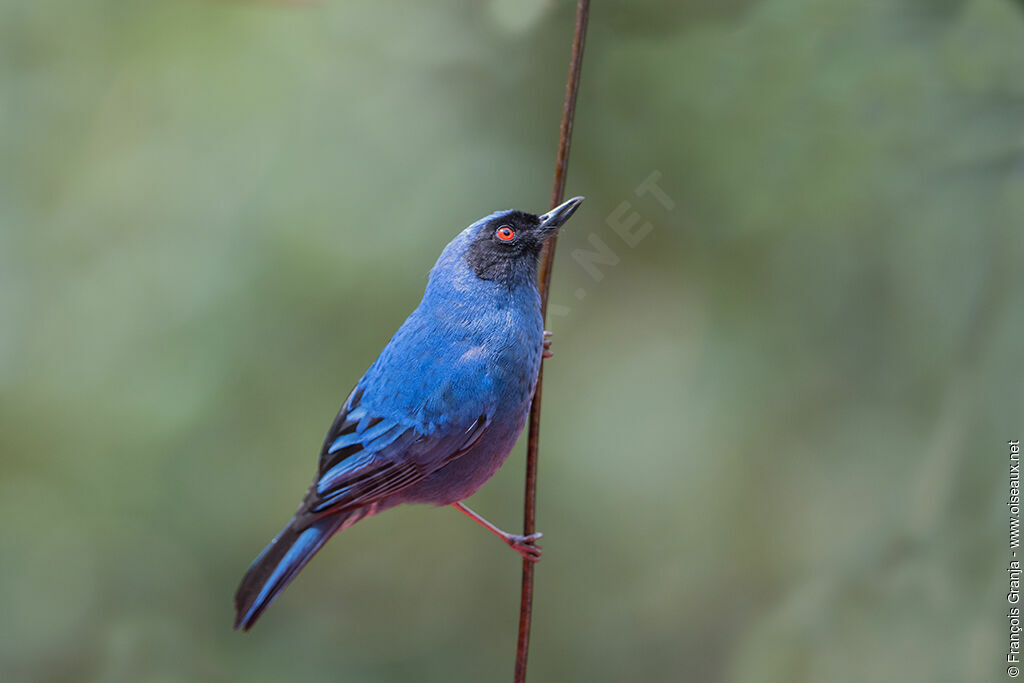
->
[[543, 330, 553, 359], [450, 502, 543, 562], [505, 532, 543, 562]]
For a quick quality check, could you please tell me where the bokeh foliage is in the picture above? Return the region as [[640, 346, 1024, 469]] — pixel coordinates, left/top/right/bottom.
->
[[2, 0, 1022, 681]]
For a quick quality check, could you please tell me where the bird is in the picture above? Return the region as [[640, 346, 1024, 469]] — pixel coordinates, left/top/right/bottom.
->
[[233, 196, 585, 631]]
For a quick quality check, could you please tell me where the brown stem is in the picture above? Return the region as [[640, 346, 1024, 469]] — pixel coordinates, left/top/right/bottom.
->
[[514, 2, 591, 681]]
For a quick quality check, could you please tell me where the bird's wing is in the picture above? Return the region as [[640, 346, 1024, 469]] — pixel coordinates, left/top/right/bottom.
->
[[300, 386, 488, 516]]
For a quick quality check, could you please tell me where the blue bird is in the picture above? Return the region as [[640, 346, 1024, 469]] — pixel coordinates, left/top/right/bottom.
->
[[234, 196, 584, 630]]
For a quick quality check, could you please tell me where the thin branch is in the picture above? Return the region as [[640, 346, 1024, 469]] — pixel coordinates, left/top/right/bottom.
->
[[514, 2, 591, 681]]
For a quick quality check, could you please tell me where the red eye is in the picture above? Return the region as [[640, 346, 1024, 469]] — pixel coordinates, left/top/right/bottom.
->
[[496, 225, 515, 241]]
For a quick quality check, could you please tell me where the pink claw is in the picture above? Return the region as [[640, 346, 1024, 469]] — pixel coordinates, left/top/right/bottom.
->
[[543, 331, 553, 359], [506, 532, 543, 562]]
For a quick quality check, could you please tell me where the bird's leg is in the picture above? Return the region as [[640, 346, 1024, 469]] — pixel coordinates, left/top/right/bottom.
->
[[543, 330, 554, 359], [451, 502, 542, 562]]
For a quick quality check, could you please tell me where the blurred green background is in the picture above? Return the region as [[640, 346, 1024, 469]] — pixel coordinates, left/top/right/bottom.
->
[[2, 0, 1022, 681]]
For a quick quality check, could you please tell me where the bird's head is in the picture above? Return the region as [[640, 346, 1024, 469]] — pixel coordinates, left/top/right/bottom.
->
[[463, 196, 584, 284]]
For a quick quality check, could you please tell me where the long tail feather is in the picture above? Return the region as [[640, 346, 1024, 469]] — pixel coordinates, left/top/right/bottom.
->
[[234, 512, 349, 631]]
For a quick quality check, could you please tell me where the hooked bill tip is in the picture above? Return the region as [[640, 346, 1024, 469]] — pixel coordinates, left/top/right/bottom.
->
[[538, 196, 584, 229]]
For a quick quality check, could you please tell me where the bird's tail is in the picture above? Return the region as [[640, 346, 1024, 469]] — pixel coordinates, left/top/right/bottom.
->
[[234, 511, 351, 631]]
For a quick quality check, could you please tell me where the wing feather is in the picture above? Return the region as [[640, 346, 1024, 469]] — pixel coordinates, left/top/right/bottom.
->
[[298, 387, 489, 521]]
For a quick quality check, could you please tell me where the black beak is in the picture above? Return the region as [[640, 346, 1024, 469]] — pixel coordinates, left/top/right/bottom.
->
[[538, 196, 584, 232]]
